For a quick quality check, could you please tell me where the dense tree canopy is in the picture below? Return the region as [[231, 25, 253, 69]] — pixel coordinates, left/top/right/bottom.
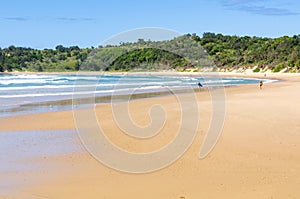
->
[[109, 48, 192, 71], [0, 45, 91, 72], [197, 33, 300, 72], [0, 33, 299, 72]]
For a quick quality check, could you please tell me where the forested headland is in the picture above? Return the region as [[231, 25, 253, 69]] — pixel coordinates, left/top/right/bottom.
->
[[1, 32, 300, 72]]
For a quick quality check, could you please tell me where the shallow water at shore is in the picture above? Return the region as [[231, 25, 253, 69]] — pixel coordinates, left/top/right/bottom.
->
[[0, 129, 82, 196], [0, 129, 81, 171], [0, 73, 276, 117]]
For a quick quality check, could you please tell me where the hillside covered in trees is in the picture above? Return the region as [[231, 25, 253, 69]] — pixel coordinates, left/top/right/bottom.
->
[[196, 33, 300, 72], [0, 33, 300, 72], [0, 45, 92, 72]]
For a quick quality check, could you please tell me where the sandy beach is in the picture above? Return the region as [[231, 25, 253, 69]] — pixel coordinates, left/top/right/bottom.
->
[[0, 73, 300, 199]]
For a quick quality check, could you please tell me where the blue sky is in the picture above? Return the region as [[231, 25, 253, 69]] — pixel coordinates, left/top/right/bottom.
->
[[0, 0, 299, 49]]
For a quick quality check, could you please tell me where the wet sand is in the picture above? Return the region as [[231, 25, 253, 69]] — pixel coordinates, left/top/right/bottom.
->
[[0, 73, 300, 199]]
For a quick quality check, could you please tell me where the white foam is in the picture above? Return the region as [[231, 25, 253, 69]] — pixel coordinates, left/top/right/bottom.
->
[[0, 86, 165, 98], [263, 79, 278, 84], [0, 79, 49, 85], [0, 74, 99, 85], [0, 80, 185, 91], [0, 74, 56, 80]]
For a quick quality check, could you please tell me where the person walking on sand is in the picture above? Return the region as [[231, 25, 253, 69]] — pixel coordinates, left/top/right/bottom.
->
[[198, 82, 203, 88], [259, 80, 263, 89]]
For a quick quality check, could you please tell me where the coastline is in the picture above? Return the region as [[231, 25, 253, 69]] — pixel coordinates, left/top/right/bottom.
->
[[2, 70, 298, 79], [0, 73, 300, 198], [0, 71, 274, 118]]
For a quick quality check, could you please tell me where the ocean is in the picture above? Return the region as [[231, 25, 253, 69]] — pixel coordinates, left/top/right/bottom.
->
[[0, 73, 275, 117]]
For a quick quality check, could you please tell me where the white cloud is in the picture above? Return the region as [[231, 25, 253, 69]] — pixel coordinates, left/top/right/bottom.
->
[[220, 0, 299, 16]]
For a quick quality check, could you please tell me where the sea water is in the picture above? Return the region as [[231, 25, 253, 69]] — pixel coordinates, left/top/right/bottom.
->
[[0, 73, 276, 117], [0, 129, 82, 196]]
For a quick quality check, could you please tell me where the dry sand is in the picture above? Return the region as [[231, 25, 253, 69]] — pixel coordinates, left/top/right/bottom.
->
[[0, 73, 300, 199]]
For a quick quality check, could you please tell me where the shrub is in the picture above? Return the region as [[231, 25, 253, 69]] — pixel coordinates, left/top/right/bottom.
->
[[273, 63, 284, 72], [253, 68, 260, 73]]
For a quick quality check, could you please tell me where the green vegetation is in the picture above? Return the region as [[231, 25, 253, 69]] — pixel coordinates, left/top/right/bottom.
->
[[0, 45, 91, 72], [195, 33, 300, 72], [253, 68, 261, 73], [109, 48, 192, 71], [1, 33, 300, 72], [273, 63, 285, 72], [80, 35, 212, 72]]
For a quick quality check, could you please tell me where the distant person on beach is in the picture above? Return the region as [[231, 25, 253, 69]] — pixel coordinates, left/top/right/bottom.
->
[[259, 80, 263, 89], [198, 82, 203, 88]]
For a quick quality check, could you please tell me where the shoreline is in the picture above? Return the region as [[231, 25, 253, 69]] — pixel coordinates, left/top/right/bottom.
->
[[1, 73, 300, 198], [0, 72, 278, 118], [0, 72, 295, 131], [2, 70, 297, 79]]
